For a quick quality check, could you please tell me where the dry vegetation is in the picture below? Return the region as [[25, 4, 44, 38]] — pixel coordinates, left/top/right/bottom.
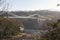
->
[[0, 18, 24, 39]]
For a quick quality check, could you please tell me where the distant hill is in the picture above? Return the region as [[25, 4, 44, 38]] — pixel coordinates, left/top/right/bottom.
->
[[11, 10, 60, 30], [0, 10, 60, 19], [0, 10, 60, 30], [10, 10, 60, 19]]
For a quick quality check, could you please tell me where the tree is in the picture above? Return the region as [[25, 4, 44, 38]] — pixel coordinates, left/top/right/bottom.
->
[[0, 0, 10, 18], [40, 19, 60, 40], [0, 18, 24, 38]]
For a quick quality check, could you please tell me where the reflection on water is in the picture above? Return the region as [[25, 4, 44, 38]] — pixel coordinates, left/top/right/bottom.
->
[[25, 29, 47, 35], [25, 29, 42, 34]]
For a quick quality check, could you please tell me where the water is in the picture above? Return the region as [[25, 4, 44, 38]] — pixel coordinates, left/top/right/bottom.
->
[[25, 29, 47, 35], [25, 29, 41, 34]]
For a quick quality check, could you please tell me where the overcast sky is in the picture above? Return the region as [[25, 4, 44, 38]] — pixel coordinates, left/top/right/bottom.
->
[[7, 0, 60, 11]]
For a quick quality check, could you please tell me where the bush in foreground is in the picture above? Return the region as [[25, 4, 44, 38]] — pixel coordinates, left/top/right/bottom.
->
[[40, 19, 60, 40], [0, 18, 24, 37]]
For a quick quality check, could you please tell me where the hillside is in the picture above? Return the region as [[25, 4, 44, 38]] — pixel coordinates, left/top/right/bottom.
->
[[0, 10, 60, 30], [10, 10, 60, 19]]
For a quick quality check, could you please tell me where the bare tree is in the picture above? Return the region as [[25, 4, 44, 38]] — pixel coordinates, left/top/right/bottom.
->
[[0, 0, 10, 18]]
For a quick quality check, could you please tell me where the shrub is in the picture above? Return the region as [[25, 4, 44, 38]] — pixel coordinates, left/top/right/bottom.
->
[[0, 18, 24, 37]]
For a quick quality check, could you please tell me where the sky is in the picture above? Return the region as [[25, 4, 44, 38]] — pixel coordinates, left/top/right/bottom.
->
[[7, 0, 60, 11]]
